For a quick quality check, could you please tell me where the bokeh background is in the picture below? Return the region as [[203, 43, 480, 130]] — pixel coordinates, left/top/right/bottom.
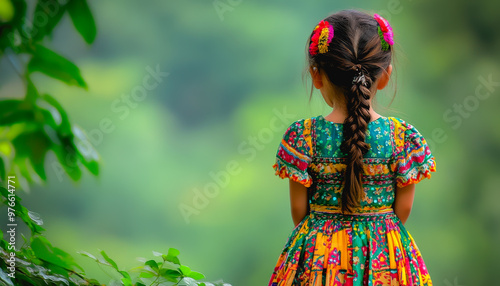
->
[[1, 0, 499, 285]]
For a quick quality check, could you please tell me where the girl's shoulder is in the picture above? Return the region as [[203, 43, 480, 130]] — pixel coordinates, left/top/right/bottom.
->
[[282, 117, 316, 136], [279, 117, 315, 155], [285, 115, 428, 139], [385, 116, 428, 141], [386, 117, 437, 187], [386, 116, 415, 130]]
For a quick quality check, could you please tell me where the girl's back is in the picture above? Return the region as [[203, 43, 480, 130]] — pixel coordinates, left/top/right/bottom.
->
[[268, 9, 436, 286], [274, 115, 435, 210], [270, 115, 436, 285]]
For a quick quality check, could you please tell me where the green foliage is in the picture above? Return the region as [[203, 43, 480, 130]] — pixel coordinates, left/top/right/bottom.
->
[[0, 1, 229, 285], [0, 186, 219, 285], [31, 0, 66, 41], [66, 0, 96, 44], [0, 185, 91, 285], [0, 0, 97, 186], [28, 44, 88, 89], [78, 248, 221, 286]]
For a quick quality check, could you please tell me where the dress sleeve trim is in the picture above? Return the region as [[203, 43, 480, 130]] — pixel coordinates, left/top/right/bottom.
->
[[396, 158, 436, 188], [388, 117, 437, 188], [277, 139, 311, 171], [271, 118, 314, 188], [273, 158, 313, 187]]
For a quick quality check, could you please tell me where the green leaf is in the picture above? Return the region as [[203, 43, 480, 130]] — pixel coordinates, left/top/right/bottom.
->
[[36, 99, 62, 130], [0, 110, 35, 126], [28, 44, 87, 89], [152, 250, 163, 257], [0, 187, 45, 234], [0, 138, 14, 159], [13, 274, 37, 286], [0, 228, 5, 249], [160, 268, 182, 279], [40, 93, 71, 136], [164, 247, 181, 265], [78, 251, 97, 261], [179, 277, 199, 286], [167, 247, 181, 256], [163, 275, 179, 283], [179, 265, 191, 276], [27, 210, 43, 226], [120, 270, 131, 279], [0, 0, 14, 23], [0, 157, 5, 179], [187, 271, 205, 280], [71, 124, 99, 176], [32, 0, 67, 41], [25, 76, 40, 103], [52, 141, 82, 181], [36, 94, 73, 138], [100, 250, 119, 270], [145, 259, 159, 271], [31, 236, 84, 272], [167, 248, 180, 256], [87, 278, 102, 285], [12, 131, 50, 181], [37, 263, 71, 280], [0, 267, 14, 286], [66, 0, 96, 44], [10, 0, 26, 28], [138, 271, 155, 279], [119, 271, 132, 286], [0, 100, 35, 126]]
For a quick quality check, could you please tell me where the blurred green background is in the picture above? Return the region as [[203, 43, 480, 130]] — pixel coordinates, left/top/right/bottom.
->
[[1, 0, 499, 285]]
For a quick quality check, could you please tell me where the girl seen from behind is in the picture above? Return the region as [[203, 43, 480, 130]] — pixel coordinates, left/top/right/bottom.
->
[[269, 9, 436, 285]]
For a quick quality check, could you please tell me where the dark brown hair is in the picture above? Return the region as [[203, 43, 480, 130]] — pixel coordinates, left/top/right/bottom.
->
[[306, 10, 393, 214]]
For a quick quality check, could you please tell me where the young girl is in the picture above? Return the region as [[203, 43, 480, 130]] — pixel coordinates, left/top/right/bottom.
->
[[269, 10, 436, 286]]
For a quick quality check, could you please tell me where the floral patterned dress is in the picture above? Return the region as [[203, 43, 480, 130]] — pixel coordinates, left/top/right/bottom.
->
[[269, 115, 436, 286]]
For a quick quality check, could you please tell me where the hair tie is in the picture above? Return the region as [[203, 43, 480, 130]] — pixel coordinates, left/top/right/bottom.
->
[[352, 65, 368, 87], [373, 14, 394, 51], [352, 73, 368, 87], [309, 20, 334, 56]]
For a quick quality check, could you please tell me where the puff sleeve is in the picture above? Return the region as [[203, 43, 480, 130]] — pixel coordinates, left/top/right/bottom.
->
[[272, 118, 314, 187], [392, 118, 436, 188]]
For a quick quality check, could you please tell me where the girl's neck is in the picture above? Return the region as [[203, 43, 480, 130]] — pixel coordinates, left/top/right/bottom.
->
[[323, 105, 381, 124]]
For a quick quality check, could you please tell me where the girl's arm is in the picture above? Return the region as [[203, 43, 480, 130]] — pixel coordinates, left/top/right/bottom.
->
[[393, 183, 416, 225], [289, 180, 309, 227]]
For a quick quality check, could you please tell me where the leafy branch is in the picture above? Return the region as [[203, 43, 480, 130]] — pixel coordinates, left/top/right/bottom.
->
[[0, 1, 230, 285], [0, 0, 98, 189]]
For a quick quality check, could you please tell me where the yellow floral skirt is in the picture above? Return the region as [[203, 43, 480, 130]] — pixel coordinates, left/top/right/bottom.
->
[[268, 205, 433, 286]]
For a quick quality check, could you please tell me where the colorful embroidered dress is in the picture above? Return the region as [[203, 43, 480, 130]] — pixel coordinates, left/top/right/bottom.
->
[[269, 115, 436, 286]]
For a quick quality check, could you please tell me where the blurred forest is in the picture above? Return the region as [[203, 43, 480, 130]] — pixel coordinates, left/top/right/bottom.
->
[[0, 0, 499, 285]]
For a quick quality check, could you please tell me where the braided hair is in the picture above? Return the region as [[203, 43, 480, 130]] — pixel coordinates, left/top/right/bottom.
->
[[306, 10, 393, 214]]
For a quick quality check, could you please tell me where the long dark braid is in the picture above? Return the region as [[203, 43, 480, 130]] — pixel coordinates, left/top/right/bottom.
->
[[306, 10, 393, 214], [340, 65, 373, 213]]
